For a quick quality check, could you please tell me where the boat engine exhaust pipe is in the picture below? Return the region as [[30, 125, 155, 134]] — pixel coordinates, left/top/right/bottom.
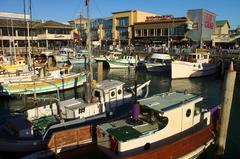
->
[[132, 102, 140, 121]]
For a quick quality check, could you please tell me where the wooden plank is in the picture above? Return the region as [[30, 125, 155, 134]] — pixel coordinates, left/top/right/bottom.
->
[[48, 125, 92, 149]]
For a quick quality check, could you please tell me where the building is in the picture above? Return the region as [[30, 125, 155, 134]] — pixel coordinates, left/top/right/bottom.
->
[[0, 12, 73, 55], [112, 10, 159, 46], [187, 9, 216, 47], [133, 15, 192, 47]]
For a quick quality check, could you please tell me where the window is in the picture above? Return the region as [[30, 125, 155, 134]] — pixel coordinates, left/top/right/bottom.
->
[[118, 17, 129, 27], [118, 89, 122, 95], [143, 29, 147, 36], [149, 29, 154, 36], [186, 109, 191, 117], [111, 91, 115, 97]]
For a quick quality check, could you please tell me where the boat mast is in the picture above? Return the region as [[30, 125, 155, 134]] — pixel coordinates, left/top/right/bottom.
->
[[85, 0, 93, 103]]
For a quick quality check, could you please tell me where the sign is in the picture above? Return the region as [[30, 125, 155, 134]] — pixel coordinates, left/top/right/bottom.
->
[[146, 15, 174, 21], [204, 13, 214, 29]]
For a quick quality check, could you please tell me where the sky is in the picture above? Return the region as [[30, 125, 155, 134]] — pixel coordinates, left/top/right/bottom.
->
[[0, 0, 240, 28]]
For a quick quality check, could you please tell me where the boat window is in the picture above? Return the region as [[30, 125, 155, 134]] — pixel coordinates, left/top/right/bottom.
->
[[118, 89, 122, 95], [111, 91, 115, 97], [186, 109, 191, 117], [156, 59, 163, 63], [150, 58, 155, 63], [94, 91, 101, 98], [188, 55, 196, 62], [203, 55, 208, 59]]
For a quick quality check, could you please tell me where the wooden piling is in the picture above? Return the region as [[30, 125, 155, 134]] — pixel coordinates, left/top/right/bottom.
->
[[217, 63, 236, 155], [97, 61, 103, 82]]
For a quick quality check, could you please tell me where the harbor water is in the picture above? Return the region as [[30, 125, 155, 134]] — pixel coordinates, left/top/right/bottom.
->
[[0, 63, 239, 158]]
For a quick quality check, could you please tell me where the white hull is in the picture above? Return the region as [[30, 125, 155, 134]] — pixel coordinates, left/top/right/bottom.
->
[[145, 63, 170, 72], [171, 61, 218, 79]]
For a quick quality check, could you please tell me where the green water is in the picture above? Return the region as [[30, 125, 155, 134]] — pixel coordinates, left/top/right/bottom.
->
[[0, 64, 239, 158]]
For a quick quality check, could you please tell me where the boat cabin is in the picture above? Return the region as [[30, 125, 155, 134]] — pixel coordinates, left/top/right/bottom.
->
[[187, 52, 210, 63], [149, 54, 171, 63], [62, 80, 131, 119], [97, 92, 211, 154]]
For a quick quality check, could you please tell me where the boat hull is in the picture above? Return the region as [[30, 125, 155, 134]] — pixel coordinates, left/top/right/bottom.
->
[[106, 60, 135, 69], [99, 124, 215, 159], [0, 73, 86, 95], [171, 61, 219, 79], [145, 63, 170, 72]]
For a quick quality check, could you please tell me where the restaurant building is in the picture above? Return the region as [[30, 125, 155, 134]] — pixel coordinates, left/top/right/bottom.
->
[[133, 15, 193, 47]]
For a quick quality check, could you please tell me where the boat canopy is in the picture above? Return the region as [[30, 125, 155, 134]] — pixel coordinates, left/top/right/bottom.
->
[[138, 92, 201, 114]]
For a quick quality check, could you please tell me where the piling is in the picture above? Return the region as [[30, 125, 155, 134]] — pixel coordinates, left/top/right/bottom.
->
[[217, 61, 236, 155], [97, 62, 103, 82]]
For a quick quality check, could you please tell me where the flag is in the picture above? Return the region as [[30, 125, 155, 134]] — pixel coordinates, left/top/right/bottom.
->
[[85, 0, 89, 6]]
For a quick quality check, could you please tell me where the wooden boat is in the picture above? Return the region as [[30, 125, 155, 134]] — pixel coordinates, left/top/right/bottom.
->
[[0, 56, 28, 73], [0, 65, 86, 95], [145, 53, 171, 72], [97, 91, 219, 159], [171, 50, 219, 79], [0, 79, 151, 152]]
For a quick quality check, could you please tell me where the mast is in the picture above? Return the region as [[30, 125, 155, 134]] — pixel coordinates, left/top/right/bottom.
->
[[11, 19, 16, 63], [84, 0, 93, 104], [29, 0, 35, 73]]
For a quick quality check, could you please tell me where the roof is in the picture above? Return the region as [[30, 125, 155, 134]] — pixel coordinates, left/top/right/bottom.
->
[[0, 19, 40, 28], [138, 92, 201, 113], [216, 20, 230, 28], [34, 20, 72, 29], [96, 79, 124, 91]]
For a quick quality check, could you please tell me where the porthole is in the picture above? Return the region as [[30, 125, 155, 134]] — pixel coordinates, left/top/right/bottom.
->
[[186, 109, 191, 117], [144, 143, 151, 150], [111, 91, 115, 97], [118, 89, 122, 95]]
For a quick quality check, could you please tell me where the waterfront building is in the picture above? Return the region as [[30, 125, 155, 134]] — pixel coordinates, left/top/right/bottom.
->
[[68, 15, 88, 45], [112, 10, 159, 46], [0, 12, 73, 55], [187, 9, 216, 47], [34, 20, 73, 50], [133, 16, 192, 47], [212, 20, 231, 47]]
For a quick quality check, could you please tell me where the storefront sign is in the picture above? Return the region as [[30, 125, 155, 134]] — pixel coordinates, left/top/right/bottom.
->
[[204, 13, 214, 29], [146, 15, 174, 21]]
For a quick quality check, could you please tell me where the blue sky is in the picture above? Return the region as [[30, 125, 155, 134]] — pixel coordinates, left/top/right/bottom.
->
[[0, 0, 239, 28]]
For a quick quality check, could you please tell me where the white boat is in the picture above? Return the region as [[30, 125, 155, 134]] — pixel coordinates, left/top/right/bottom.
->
[[55, 48, 74, 63], [145, 53, 171, 72], [97, 91, 218, 158], [171, 51, 219, 79], [0, 79, 151, 152]]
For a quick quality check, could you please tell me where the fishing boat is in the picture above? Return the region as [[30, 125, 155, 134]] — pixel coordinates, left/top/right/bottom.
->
[[97, 91, 218, 159], [0, 56, 28, 73], [0, 66, 86, 95], [105, 53, 138, 69], [145, 53, 171, 72], [171, 50, 219, 79], [0, 79, 150, 152]]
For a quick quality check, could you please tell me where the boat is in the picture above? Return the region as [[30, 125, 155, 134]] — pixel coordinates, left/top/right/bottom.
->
[[69, 49, 95, 64], [0, 65, 87, 95], [171, 50, 219, 79], [55, 47, 75, 63], [145, 53, 171, 72], [105, 53, 138, 69], [0, 79, 151, 152], [97, 91, 219, 159], [0, 56, 28, 73]]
